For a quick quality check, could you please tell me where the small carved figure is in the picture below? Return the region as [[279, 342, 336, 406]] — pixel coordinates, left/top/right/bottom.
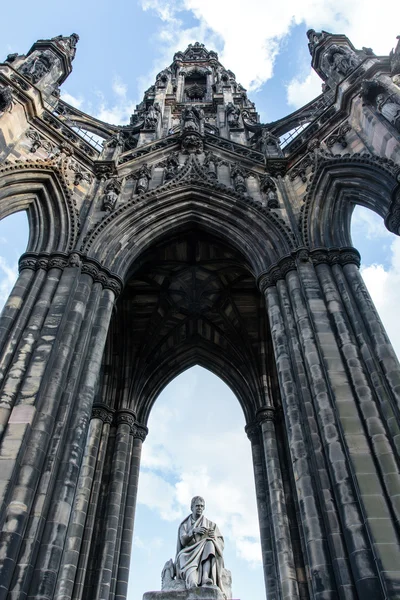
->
[[144, 103, 161, 130], [204, 152, 218, 179], [0, 85, 13, 116], [181, 106, 200, 132], [156, 69, 170, 87], [51, 33, 79, 60], [231, 165, 247, 193], [20, 50, 55, 84], [327, 45, 357, 77], [376, 93, 400, 133], [306, 29, 324, 54], [181, 134, 203, 154], [164, 152, 180, 181], [103, 178, 122, 211], [136, 164, 152, 194], [226, 102, 241, 128], [390, 35, 400, 78], [260, 175, 279, 208]]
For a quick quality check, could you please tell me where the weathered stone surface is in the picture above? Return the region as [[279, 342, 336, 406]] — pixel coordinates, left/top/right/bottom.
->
[[0, 28, 400, 600], [143, 586, 225, 600]]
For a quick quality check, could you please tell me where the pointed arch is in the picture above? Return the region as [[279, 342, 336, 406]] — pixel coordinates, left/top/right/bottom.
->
[[0, 162, 79, 253], [81, 180, 296, 280], [301, 154, 400, 248]]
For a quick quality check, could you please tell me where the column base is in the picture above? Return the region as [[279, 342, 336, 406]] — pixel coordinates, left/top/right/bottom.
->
[[143, 585, 227, 600]]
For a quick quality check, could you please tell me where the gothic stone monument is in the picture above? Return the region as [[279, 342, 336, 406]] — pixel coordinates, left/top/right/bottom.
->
[[0, 29, 400, 600]]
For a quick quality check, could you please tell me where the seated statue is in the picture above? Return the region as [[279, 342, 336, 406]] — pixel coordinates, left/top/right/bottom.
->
[[160, 496, 232, 599]]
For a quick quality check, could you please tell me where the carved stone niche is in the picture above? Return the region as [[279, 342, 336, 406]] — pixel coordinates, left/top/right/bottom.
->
[[0, 85, 13, 116], [103, 177, 122, 211], [19, 50, 56, 84], [361, 80, 400, 134], [324, 44, 358, 80], [260, 175, 279, 208]]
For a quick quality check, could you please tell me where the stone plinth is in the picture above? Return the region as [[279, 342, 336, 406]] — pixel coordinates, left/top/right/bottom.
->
[[143, 586, 225, 600]]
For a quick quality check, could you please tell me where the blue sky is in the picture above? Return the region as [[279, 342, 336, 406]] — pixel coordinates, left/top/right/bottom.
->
[[1, 1, 400, 599]]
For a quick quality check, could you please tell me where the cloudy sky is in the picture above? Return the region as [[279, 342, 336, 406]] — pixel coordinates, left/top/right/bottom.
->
[[1, 1, 400, 599]]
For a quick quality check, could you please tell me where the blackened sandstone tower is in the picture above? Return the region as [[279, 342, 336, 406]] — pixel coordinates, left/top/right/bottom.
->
[[1, 30, 400, 600]]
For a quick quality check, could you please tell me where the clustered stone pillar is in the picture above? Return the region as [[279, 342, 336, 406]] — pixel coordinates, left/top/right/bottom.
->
[[255, 247, 400, 599], [0, 251, 132, 600]]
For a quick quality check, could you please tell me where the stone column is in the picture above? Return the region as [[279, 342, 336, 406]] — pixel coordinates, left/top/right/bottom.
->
[[73, 405, 114, 600], [115, 423, 147, 600], [259, 269, 357, 600], [293, 251, 400, 597], [94, 409, 136, 600], [245, 420, 280, 599], [0, 253, 122, 600], [257, 406, 300, 600]]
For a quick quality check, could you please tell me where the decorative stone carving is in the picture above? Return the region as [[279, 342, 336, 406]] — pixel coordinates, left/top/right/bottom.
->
[[144, 103, 161, 130], [135, 164, 152, 194], [51, 33, 79, 60], [326, 122, 351, 149], [226, 102, 241, 128], [159, 152, 180, 181], [68, 253, 81, 268], [256, 406, 275, 423], [0, 85, 13, 116], [376, 93, 400, 133], [203, 152, 220, 180], [390, 35, 400, 79], [133, 423, 148, 441], [181, 106, 203, 134], [26, 128, 57, 155], [230, 164, 247, 193], [181, 134, 203, 155], [19, 50, 55, 83], [69, 160, 93, 186], [326, 45, 358, 77], [306, 29, 325, 55], [116, 410, 136, 433], [92, 405, 113, 424], [260, 175, 279, 208], [103, 177, 122, 211]]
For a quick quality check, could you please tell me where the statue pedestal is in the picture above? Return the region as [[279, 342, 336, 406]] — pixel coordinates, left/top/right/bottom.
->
[[143, 586, 226, 600]]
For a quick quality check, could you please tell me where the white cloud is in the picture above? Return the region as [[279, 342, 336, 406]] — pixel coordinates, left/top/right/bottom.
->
[[60, 91, 84, 109], [140, 0, 400, 98], [287, 69, 322, 109], [137, 367, 262, 566], [361, 237, 400, 359], [0, 256, 18, 308]]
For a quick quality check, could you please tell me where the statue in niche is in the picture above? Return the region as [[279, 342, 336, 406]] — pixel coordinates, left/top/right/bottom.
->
[[327, 45, 358, 77], [0, 85, 13, 116], [160, 496, 231, 599], [231, 164, 247, 194], [103, 178, 121, 211], [144, 102, 161, 130], [181, 106, 203, 133], [226, 102, 241, 128], [164, 152, 180, 181], [20, 50, 55, 83], [376, 93, 400, 133], [136, 164, 152, 194]]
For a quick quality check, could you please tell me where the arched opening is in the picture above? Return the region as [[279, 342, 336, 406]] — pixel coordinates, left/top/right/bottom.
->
[[351, 204, 400, 356], [0, 211, 29, 308], [128, 366, 264, 600]]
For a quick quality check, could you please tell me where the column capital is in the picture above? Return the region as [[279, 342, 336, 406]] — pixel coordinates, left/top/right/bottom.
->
[[245, 421, 260, 442], [132, 423, 148, 442], [257, 246, 360, 292], [18, 251, 124, 298], [116, 408, 137, 433], [92, 403, 114, 424], [256, 406, 276, 424]]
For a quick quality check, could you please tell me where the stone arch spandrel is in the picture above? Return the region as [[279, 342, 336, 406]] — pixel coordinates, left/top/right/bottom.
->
[[0, 163, 79, 253], [301, 154, 400, 248], [80, 183, 296, 280]]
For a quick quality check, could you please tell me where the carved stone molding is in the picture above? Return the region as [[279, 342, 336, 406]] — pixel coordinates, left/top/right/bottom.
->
[[133, 423, 149, 441], [289, 153, 314, 182], [92, 404, 114, 424], [325, 122, 351, 149], [257, 247, 361, 292], [18, 251, 123, 298], [385, 195, 400, 234], [116, 409, 136, 433], [256, 406, 276, 424]]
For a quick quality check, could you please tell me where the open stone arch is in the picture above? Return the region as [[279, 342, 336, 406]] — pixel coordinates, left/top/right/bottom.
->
[[82, 180, 296, 278], [0, 162, 79, 253], [302, 154, 400, 247], [2, 29, 400, 600]]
